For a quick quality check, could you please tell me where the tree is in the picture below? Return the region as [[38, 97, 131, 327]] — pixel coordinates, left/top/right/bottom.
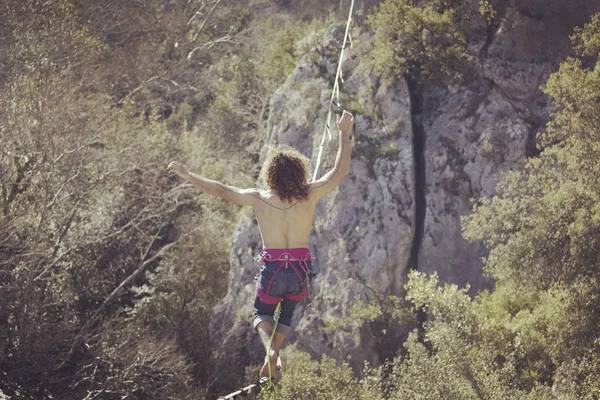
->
[[367, 0, 494, 81], [460, 12, 600, 397], [0, 0, 258, 397]]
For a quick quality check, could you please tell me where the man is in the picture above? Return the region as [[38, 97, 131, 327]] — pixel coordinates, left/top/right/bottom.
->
[[167, 110, 354, 379]]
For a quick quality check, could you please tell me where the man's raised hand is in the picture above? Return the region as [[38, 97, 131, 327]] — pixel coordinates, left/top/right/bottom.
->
[[167, 161, 189, 179], [337, 110, 355, 136]]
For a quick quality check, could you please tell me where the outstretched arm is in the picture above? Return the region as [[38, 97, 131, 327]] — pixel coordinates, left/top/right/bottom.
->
[[308, 110, 354, 200], [167, 161, 259, 207]]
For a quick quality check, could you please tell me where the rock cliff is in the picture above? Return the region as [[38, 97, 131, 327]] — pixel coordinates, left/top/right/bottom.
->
[[210, 1, 600, 388]]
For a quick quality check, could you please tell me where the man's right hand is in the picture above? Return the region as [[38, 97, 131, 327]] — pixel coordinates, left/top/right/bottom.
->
[[337, 110, 354, 136], [167, 161, 189, 179]]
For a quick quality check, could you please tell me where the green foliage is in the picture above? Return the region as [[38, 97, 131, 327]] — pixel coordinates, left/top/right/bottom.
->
[[325, 300, 387, 331], [343, 94, 381, 121], [478, 0, 497, 24], [5, 0, 107, 76], [263, 21, 309, 86], [367, 0, 485, 81], [459, 12, 600, 398], [259, 346, 376, 400], [381, 272, 563, 399], [257, 14, 334, 91], [0, 0, 266, 398], [478, 139, 502, 161], [325, 295, 413, 334], [389, 332, 484, 400], [572, 13, 600, 56], [398, 273, 485, 399]]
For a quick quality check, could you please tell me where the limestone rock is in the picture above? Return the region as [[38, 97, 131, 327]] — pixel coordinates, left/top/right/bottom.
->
[[211, 25, 416, 381], [210, 2, 600, 383], [416, 1, 600, 289], [418, 80, 530, 290]]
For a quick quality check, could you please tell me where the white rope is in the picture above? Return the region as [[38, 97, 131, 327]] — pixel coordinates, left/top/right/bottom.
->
[[311, 0, 355, 182]]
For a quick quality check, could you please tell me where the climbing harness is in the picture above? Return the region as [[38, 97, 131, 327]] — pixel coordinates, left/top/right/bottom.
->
[[255, 248, 316, 309], [312, 0, 355, 182]]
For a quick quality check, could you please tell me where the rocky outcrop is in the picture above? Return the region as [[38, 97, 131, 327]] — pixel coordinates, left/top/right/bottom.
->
[[211, 26, 416, 385], [416, 0, 600, 289], [210, 2, 600, 386], [416, 79, 531, 291]]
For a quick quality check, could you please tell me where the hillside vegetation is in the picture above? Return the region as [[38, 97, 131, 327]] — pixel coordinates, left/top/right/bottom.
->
[[0, 0, 332, 398], [1, 0, 600, 399]]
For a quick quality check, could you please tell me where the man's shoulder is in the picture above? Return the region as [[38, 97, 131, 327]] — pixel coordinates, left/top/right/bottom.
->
[[247, 189, 274, 207], [255, 189, 271, 199], [252, 190, 316, 210]]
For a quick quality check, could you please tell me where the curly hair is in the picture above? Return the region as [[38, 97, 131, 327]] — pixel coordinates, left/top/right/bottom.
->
[[259, 145, 311, 202]]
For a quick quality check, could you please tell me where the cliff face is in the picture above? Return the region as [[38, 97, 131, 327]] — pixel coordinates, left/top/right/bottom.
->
[[210, 1, 600, 386], [210, 26, 416, 383], [416, 0, 600, 287]]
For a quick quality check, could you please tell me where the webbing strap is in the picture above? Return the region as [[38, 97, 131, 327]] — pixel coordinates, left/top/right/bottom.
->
[[312, 0, 355, 182], [256, 259, 312, 304]]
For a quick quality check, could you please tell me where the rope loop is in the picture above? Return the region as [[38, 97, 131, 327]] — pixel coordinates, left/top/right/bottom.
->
[[312, 0, 356, 182]]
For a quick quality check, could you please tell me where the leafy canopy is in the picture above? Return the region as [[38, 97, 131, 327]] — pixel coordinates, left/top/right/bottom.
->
[[367, 0, 493, 81]]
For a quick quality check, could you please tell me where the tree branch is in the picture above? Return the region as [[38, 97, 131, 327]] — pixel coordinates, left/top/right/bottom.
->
[[187, 34, 237, 60], [192, 0, 222, 42], [55, 226, 175, 370], [186, 2, 207, 26]]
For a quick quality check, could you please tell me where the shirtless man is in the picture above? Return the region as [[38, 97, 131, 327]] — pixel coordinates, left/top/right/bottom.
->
[[167, 110, 354, 379]]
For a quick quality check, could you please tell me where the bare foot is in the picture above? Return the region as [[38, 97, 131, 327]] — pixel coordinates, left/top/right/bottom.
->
[[259, 349, 280, 379]]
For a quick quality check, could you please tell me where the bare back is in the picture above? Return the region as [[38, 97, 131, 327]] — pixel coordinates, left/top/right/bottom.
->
[[252, 190, 318, 250], [171, 112, 353, 250]]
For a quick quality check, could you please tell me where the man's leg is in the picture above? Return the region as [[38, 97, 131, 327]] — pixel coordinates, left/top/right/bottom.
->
[[254, 294, 283, 378], [274, 331, 286, 354], [263, 297, 299, 375], [274, 297, 298, 348], [256, 320, 280, 378], [255, 305, 296, 377]]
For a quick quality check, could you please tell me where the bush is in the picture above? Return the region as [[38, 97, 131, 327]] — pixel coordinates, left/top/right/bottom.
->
[[259, 346, 376, 400]]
